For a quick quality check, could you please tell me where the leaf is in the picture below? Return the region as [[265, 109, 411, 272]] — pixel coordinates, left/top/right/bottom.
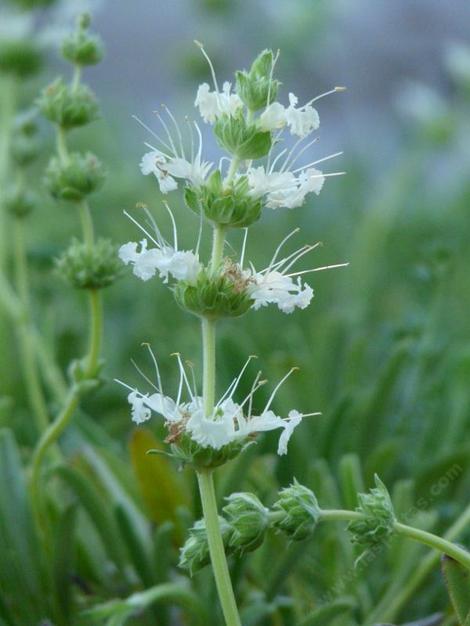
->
[[53, 503, 77, 624], [298, 597, 356, 626], [442, 554, 470, 624], [129, 428, 189, 529]]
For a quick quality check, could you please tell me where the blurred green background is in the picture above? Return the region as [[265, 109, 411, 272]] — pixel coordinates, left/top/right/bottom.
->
[[1, 0, 470, 625]]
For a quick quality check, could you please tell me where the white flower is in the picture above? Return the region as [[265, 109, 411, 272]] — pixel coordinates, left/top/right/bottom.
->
[[247, 165, 325, 210], [285, 93, 320, 138], [118, 351, 316, 456], [195, 81, 243, 123], [248, 271, 314, 313], [259, 102, 287, 132], [135, 109, 212, 194], [119, 208, 201, 284]]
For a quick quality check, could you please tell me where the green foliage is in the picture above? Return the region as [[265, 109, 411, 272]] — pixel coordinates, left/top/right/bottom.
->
[[235, 49, 281, 112], [0, 39, 43, 77], [442, 555, 470, 624]]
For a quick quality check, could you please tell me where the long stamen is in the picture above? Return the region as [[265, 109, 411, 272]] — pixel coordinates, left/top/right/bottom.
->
[[115, 378, 139, 394], [267, 228, 300, 272], [246, 372, 266, 417], [287, 262, 349, 277], [142, 206, 166, 247], [162, 202, 178, 250], [186, 118, 195, 163], [154, 110, 178, 157], [193, 121, 204, 165], [143, 343, 164, 394], [239, 228, 249, 269], [186, 360, 200, 401], [278, 243, 322, 275], [218, 355, 257, 406], [290, 151, 343, 175], [195, 40, 220, 92], [288, 411, 322, 419], [268, 147, 288, 173], [131, 359, 160, 392], [132, 115, 174, 155], [172, 353, 195, 400], [305, 86, 346, 107], [162, 105, 186, 159], [143, 141, 173, 160], [265, 242, 321, 275], [123, 210, 160, 246], [280, 136, 308, 173], [282, 137, 320, 173], [263, 367, 299, 414], [267, 132, 285, 170]]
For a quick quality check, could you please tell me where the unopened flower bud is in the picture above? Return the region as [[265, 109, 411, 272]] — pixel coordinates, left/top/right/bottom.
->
[[174, 267, 253, 320], [223, 492, 269, 554], [0, 39, 43, 78], [185, 170, 262, 229], [61, 13, 104, 66], [236, 49, 281, 112], [4, 186, 38, 219], [37, 78, 99, 129], [179, 516, 232, 574], [348, 475, 396, 553], [56, 238, 122, 290], [45, 152, 105, 201], [214, 111, 272, 160], [272, 479, 321, 541]]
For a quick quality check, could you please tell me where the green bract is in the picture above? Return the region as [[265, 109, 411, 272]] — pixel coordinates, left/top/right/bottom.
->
[[235, 49, 281, 112], [272, 479, 321, 541], [174, 267, 253, 320], [0, 39, 43, 78], [37, 78, 99, 129], [56, 238, 122, 290], [4, 187, 38, 218], [185, 170, 262, 228], [223, 492, 269, 554], [45, 152, 106, 201], [348, 475, 396, 553], [169, 432, 246, 470], [214, 111, 272, 159]]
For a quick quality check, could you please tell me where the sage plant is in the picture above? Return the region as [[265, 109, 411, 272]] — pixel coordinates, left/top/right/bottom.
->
[[119, 45, 470, 625]]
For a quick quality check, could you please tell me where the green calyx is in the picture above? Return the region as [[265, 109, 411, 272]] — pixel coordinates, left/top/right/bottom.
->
[[4, 186, 38, 219], [185, 170, 262, 229], [61, 14, 104, 66], [169, 432, 246, 470], [214, 111, 272, 160], [174, 265, 253, 320], [56, 238, 122, 290], [45, 152, 106, 201], [348, 475, 396, 553], [272, 479, 321, 541], [235, 49, 281, 112], [0, 39, 43, 78], [223, 492, 269, 554], [37, 78, 99, 129]]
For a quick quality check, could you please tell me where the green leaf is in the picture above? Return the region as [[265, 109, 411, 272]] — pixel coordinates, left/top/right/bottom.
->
[[442, 554, 470, 624], [53, 503, 77, 624], [298, 597, 356, 626]]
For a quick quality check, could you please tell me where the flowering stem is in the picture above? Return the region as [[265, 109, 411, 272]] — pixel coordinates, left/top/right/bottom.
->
[[79, 199, 95, 249], [201, 317, 216, 415], [210, 224, 226, 275], [56, 125, 69, 164], [85, 288, 102, 376], [13, 219, 50, 434], [197, 470, 242, 626]]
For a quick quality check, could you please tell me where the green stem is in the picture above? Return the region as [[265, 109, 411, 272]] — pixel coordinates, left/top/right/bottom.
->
[[210, 224, 226, 275], [393, 521, 470, 570], [56, 125, 69, 164], [30, 387, 80, 532], [201, 317, 216, 415], [320, 509, 363, 523], [71, 64, 82, 92], [79, 199, 95, 249], [197, 471, 242, 626], [85, 289, 102, 376], [13, 219, 50, 434], [367, 503, 470, 623]]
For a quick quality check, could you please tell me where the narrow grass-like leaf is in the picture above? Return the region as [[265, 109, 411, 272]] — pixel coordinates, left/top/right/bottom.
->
[[442, 554, 470, 624]]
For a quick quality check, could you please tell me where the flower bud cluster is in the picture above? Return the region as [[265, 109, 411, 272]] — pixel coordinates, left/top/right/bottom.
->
[[272, 479, 321, 540], [45, 152, 106, 201], [4, 187, 39, 219], [61, 14, 104, 66], [347, 475, 396, 554], [10, 111, 40, 166], [235, 50, 281, 112], [0, 39, 43, 78], [179, 483, 321, 575], [37, 78, 99, 129], [56, 238, 122, 290]]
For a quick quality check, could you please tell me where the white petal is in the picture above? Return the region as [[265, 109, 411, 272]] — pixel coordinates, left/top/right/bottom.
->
[[128, 391, 152, 424], [277, 410, 303, 455]]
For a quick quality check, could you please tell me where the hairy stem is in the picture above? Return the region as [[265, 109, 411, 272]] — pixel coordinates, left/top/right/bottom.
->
[[79, 199, 95, 249], [85, 288, 102, 376], [210, 224, 226, 275]]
